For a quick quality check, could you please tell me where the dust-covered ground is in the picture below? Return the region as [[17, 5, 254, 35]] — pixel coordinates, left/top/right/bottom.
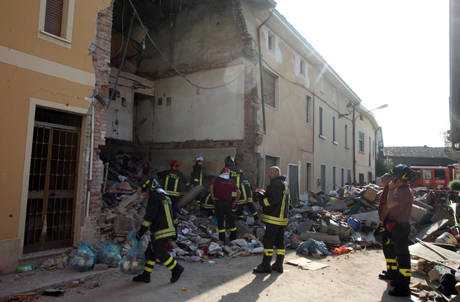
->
[[38, 249, 416, 302]]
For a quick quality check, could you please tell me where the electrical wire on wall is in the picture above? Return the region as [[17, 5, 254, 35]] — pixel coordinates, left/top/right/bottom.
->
[[126, 0, 247, 91]]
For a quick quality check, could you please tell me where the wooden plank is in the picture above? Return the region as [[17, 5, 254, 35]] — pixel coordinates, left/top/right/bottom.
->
[[415, 219, 450, 240]]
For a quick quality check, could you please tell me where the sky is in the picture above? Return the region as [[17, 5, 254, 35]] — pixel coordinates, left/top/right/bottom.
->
[[276, 0, 450, 147]]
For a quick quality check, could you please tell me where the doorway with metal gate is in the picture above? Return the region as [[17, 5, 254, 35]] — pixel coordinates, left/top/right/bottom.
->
[[24, 107, 81, 253]]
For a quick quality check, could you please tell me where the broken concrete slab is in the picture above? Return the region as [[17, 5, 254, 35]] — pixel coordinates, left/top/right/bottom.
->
[[416, 219, 450, 241], [409, 241, 460, 270]]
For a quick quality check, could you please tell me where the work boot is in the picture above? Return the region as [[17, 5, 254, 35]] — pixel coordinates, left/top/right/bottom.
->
[[132, 271, 151, 283], [253, 256, 272, 274], [388, 286, 411, 297], [170, 264, 184, 283], [271, 256, 284, 273], [378, 270, 393, 281]]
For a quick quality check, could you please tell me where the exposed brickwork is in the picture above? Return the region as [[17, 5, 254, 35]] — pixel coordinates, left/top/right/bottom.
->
[[83, 2, 113, 243], [148, 139, 243, 150]]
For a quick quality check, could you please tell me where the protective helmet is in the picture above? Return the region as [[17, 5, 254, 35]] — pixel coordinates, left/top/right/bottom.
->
[[170, 160, 180, 169], [392, 164, 413, 181], [141, 177, 161, 192], [225, 156, 235, 167]]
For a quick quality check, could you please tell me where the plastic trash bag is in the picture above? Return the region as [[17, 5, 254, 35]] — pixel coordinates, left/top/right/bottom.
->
[[99, 243, 122, 267], [120, 232, 145, 275], [296, 239, 331, 257], [70, 243, 96, 272]]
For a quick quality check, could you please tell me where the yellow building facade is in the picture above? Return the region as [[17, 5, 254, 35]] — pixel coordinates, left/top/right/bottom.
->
[[0, 0, 111, 272]]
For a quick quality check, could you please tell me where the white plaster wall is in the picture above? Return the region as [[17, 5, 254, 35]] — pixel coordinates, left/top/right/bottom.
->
[[314, 96, 353, 192], [137, 64, 245, 143], [355, 115, 377, 182]]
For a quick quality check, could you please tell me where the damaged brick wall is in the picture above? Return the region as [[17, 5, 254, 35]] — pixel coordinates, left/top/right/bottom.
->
[[83, 2, 113, 243]]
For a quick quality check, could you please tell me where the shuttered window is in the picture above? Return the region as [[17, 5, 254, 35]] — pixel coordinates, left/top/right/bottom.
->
[[44, 0, 64, 37]]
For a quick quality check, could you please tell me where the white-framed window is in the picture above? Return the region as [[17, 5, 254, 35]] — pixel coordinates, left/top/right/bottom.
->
[[332, 166, 337, 189], [332, 116, 336, 142], [262, 68, 278, 108], [345, 124, 349, 149], [306, 95, 312, 124], [300, 59, 306, 76], [39, 0, 75, 46], [319, 107, 324, 136], [267, 31, 275, 52], [358, 131, 365, 153]]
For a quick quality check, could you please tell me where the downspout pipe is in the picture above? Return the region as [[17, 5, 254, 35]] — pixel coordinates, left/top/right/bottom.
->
[[257, 11, 273, 133]]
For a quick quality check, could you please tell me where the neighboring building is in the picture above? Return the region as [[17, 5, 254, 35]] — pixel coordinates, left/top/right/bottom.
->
[[384, 146, 458, 167], [0, 0, 112, 272]]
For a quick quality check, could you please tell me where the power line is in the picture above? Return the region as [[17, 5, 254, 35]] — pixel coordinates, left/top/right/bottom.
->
[[126, 0, 246, 90]]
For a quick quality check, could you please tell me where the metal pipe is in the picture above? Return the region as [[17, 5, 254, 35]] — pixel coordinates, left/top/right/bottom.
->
[[257, 11, 273, 133]]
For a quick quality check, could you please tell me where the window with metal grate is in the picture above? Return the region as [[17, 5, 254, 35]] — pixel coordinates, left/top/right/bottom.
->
[[44, 0, 64, 37]]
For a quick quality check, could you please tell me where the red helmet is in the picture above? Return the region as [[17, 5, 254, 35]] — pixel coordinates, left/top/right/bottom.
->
[[170, 160, 180, 169]]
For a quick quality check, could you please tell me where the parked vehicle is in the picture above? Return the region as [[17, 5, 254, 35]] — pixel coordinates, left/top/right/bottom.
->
[[410, 165, 455, 188]]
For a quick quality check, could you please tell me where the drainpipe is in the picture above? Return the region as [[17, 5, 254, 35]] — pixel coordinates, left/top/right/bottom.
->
[[352, 105, 357, 183], [257, 11, 273, 133]]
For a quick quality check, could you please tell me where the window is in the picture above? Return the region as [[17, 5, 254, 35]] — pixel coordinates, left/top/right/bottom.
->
[[262, 68, 277, 107], [347, 169, 352, 184], [435, 169, 446, 180], [306, 163, 312, 191], [359, 173, 365, 185], [369, 137, 372, 166], [268, 31, 275, 51], [320, 165, 326, 192], [423, 170, 432, 180], [319, 107, 324, 136], [341, 168, 345, 187], [332, 167, 337, 189], [345, 124, 349, 149], [306, 96, 312, 123], [332, 116, 336, 142], [39, 0, 74, 45], [368, 172, 373, 183], [358, 131, 365, 153], [300, 59, 306, 76], [44, 0, 65, 37]]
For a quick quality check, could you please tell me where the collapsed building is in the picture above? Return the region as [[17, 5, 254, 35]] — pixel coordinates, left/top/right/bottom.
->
[[0, 0, 381, 272]]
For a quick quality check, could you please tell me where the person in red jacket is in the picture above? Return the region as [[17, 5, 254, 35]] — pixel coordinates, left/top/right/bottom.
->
[[212, 168, 238, 243], [376, 173, 395, 281], [384, 165, 414, 297]]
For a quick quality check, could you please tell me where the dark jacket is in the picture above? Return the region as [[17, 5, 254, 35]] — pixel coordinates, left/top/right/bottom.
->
[[157, 170, 186, 197], [261, 176, 290, 226], [138, 189, 176, 240], [191, 165, 206, 187], [229, 169, 253, 203]]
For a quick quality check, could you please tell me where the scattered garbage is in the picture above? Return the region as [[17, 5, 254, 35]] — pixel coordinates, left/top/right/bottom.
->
[[98, 243, 122, 267], [70, 243, 97, 272], [120, 232, 145, 275]]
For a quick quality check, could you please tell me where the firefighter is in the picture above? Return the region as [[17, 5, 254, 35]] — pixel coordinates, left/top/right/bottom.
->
[[191, 156, 214, 213], [133, 177, 184, 284], [382, 165, 414, 297], [212, 168, 238, 243], [254, 166, 290, 274], [376, 173, 395, 281], [224, 156, 257, 220], [158, 160, 186, 218]]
